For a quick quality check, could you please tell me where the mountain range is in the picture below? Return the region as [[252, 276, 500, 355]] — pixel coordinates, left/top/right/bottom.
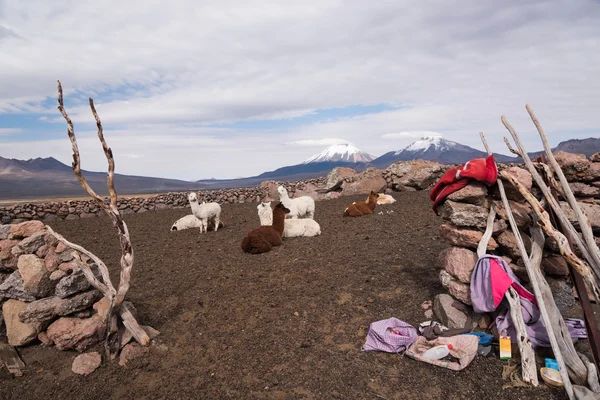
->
[[1, 137, 598, 199]]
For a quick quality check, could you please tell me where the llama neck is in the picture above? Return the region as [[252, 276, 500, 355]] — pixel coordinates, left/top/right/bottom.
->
[[272, 209, 286, 234], [367, 197, 377, 211]]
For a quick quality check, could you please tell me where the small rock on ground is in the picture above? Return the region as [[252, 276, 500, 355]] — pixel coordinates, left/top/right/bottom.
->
[[72, 352, 102, 376]]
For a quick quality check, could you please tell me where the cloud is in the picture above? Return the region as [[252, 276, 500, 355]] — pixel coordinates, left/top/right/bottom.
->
[[1, 1, 599, 178], [382, 131, 443, 140], [287, 138, 351, 147], [0, 128, 22, 134]]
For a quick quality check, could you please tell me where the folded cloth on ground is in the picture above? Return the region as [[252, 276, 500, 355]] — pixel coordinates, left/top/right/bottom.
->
[[362, 317, 418, 353], [405, 334, 479, 371]]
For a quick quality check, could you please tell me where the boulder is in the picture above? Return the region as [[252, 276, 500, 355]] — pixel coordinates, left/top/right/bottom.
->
[[591, 153, 600, 162], [439, 270, 471, 305], [554, 152, 600, 182], [438, 224, 498, 251], [340, 168, 386, 196], [492, 219, 508, 236], [119, 343, 150, 367], [388, 160, 447, 190], [437, 201, 489, 229], [0, 271, 36, 301], [446, 182, 488, 206], [11, 233, 46, 256], [72, 352, 102, 376], [3, 299, 44, 346], [44, 250, 60, 272], [19, 290, 102, 323], [38, 331, 54, 346], [438, 246, 479, 283], [501, 167, 532, 201], [259, 181, 279, 201], [497, 230, 532, 260], [55, 269, 92, 298], [0, 239, 19, 269], [46, 314, 106, 351], [18, 254, 54, 298], [433, 294, 476, 330], [293, 183, 320, 200], [55, 242, 69, 253], [324, 167, 356, 191], [0, 224, 11, 240], [494, 200, 532, 229], [542, 256, 570, 277], [569, 182, 600, 198], [58, 260, 79, 272], [8, 220, 45, 240], [560, 201, 600, 234]]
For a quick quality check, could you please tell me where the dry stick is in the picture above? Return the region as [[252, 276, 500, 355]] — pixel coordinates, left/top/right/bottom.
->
[[526, 104, 600, 275], [477, 203, 496, 258], [529, 220, 591, 387], [501, 116, 599, 281], [57, 81, 149, 353], [480, 132, 571, 397]]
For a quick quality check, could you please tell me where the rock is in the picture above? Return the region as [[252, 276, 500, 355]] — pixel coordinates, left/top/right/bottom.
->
[[560, 201, 600, 234], [119, 343, 150, 366], [494, 200, 532, 229], [46, 315, 106, 351], [8, 221, 45, 240], [293, 183, 320, 200], [72, 352, 102, 376], [554, 152, 599, 181], [324, 167, 356, 191], [0, 239, 19, 269], [38, 331, 54, 346], [11, 233, 46, 256], [55, 242, 68, 253], [259, 181, 279, 201], [421, 300, 432, 310], [35, 244, 50, 258], [340, 168, 386, 196], [0, 271, 36, 301], [547, 277, 576, 315], [446, 182, 488, 206], [44, 250, 60, 272], [438, 224, 498, 251], [591, 153, 600, 162], [569, 182, 600, 198], [437, 201, 489, 228], [478, 314, 492, 329], [439, 270, 472, 305], [497, 230, 532, 260], [3, 299, 44, 346], [501, 167, 532, 201], [50, 270, 67, 281], [433, 293, 475, 329], [0, 224, 11, 240], [438, 246, 479, 283], [58, 250, 75, 263], [388, 160, 446, 190], [55, 269, 91, 298], [18, 254, 54, 298], [93, 297, 110, 322], [58, 260, 79, 272], [542, 256, 570, 277], [19, 290, 102, 323], [492, 219, 508, 236], [142, 325, 160, 340]]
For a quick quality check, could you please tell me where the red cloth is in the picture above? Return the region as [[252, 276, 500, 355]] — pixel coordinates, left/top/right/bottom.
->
[[430, 155, 498, 213]]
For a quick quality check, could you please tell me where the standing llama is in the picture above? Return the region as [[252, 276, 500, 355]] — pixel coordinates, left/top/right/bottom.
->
[[188, 192, 222, 233], [277, 185, 315, 219], [242, 202, 290, 254], [343, 191, 379, 217], [257, 202, 321, 237]]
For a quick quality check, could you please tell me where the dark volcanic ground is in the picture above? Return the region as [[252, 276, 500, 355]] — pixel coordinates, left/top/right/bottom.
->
[[1, 191, 566, 399]]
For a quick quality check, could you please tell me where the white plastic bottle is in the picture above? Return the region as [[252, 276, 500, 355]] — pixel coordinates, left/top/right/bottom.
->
[[423, 344, 453, 360]]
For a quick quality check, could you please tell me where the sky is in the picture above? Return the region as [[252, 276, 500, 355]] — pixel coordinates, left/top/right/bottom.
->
[[0, 0, 599, 180]]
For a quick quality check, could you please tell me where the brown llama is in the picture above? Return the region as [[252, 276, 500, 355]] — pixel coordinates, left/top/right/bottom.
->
[[241, 202, 290, 254], [343, 191, 379, 217]]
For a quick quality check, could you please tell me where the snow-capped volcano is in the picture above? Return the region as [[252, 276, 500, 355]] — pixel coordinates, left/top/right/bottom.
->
[[397, 136, 455, 154], [304, 144, 376, 164]]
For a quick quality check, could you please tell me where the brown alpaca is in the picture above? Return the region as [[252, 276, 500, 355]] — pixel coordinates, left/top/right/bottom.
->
[[241, 202, 290, 254], [343, 191, 379, 217]]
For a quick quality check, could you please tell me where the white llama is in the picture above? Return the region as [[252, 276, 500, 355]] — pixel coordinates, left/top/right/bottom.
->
[[188, 192, 221, 233], [257, 202, 321, 237], [277, 186, 315, 219]]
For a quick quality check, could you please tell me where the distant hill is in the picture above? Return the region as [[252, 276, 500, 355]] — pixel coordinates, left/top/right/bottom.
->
[[0, 156, 206, 200]]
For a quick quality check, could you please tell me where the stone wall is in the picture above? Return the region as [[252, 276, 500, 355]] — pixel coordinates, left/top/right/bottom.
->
[[435, 151, 600, 319], [0, 177, 327, 224]]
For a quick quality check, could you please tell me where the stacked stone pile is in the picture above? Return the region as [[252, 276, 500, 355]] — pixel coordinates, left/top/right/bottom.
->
[[434, 151, 600, 325], [0, 220, 152, 354]]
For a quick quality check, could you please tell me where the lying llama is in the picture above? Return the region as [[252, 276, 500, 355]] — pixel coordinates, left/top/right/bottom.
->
[[188, 192, 222, 233], [343, 191, 379, 217], [257, 202, 321, 237], [242, 202, 290, 254], [377, 193, 396, 205], [277, 185, 315, 219], [170, 215, 224, 231]]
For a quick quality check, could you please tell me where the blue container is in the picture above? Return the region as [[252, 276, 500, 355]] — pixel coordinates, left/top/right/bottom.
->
[[545, 358, 559, 371]]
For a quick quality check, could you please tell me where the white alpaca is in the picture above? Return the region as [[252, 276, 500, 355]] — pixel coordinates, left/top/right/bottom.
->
[[377, 194, 396, 205], [170, 215, 223, 231], [277, 186, 315, 219], [188, 192, 221, 233], [257, 202, 321, 237]]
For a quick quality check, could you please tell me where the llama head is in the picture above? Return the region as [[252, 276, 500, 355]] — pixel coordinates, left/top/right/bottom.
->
[[367, 191, 379, 203], [188, 192, 198, 203], [277, 186, 288, 197], [274, 202, 290, 214], [257, 201, 271, 209]]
